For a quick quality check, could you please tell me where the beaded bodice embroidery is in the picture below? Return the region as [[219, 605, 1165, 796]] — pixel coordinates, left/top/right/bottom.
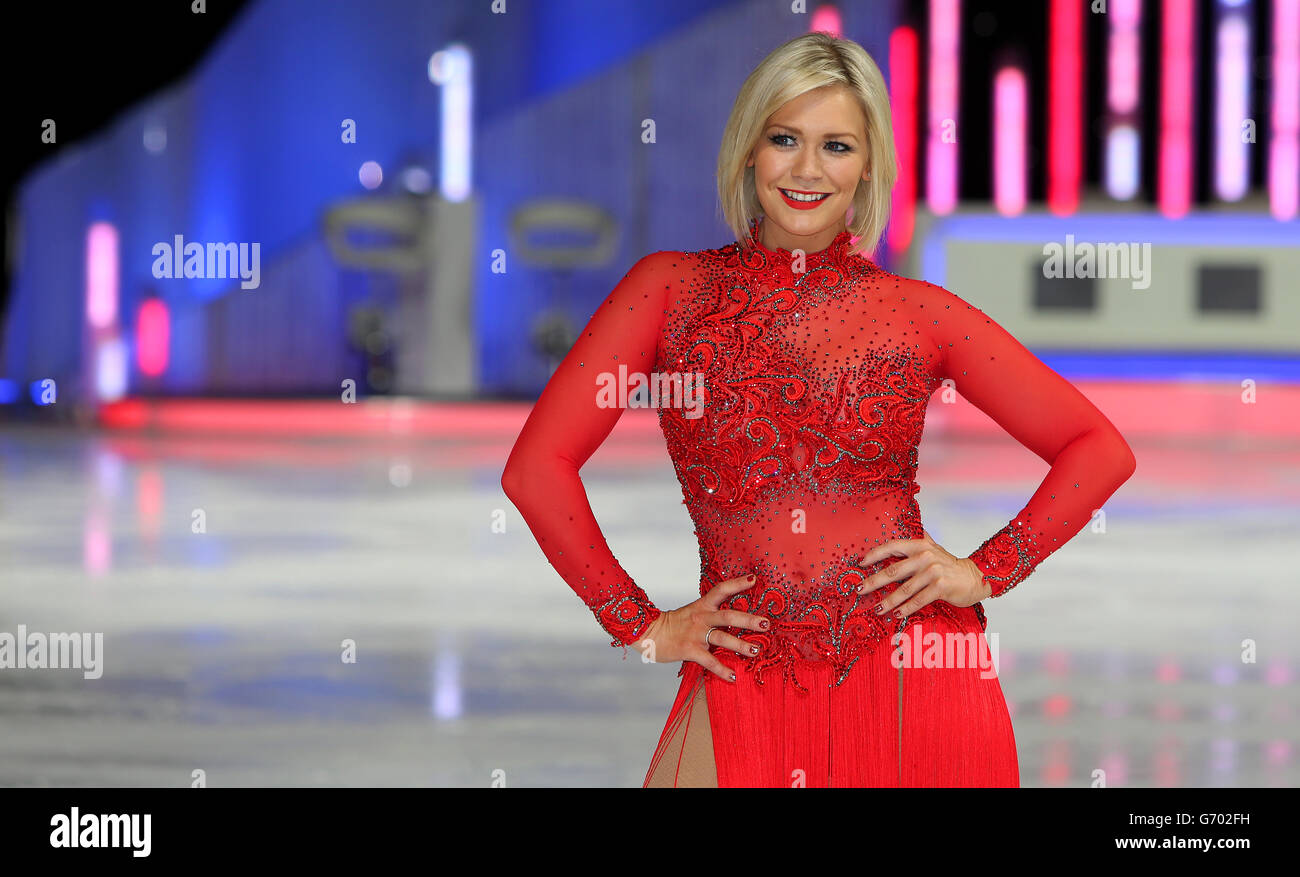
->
[[656, 222, 972, 689], [501, 217, 1136, 690]]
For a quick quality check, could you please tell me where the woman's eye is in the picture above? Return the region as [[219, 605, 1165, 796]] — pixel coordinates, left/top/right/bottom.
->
[[769, 134, 852, 152]]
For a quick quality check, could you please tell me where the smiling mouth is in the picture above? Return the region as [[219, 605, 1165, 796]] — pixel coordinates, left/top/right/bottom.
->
[[779, 188, 831, 202]]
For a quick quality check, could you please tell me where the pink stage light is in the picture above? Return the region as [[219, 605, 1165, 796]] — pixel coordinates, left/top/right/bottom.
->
[[926, 0, 960, 215], [137, 466, 163, 547], [993, 66, 1027, 216], [1270, 0, 1299, 221], [84, 509, 111, 577], [86, 222, 119, 330], [1048, 0, 1084, 215], [809, 4, 842, 37], [1158, 0, 1197, 218], [1105, 0, 1143, 200], [1214, 8, 1251, 202], [136, 299, 170, 377], [1108, 0, 1142, 114], [888, 26, 919, 252]]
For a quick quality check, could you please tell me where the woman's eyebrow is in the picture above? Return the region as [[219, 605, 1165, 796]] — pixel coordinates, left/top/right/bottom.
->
[[768, 124, 860, 141]]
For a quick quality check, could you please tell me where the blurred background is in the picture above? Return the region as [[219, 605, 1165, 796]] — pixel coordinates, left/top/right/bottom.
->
[[0, 0, 1296, 786]]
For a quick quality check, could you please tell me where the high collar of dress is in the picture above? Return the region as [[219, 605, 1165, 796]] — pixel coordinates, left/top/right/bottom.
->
[[741, 216, 853, 267]]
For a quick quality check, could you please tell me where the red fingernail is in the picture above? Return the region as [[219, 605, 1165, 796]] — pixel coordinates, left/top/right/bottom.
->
[[747, 575, 755, 582]]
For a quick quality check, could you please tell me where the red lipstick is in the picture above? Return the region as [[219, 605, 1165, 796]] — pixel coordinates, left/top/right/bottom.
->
[[778, 187, 831, 210]]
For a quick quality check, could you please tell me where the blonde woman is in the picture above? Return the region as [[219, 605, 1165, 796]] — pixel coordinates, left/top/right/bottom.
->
[[502, 32, 1136, 787]]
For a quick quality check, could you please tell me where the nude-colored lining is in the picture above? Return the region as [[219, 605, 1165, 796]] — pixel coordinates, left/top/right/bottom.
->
[[644, 679, 717, 787]]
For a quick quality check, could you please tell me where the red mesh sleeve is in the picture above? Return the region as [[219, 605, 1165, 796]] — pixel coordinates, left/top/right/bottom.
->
[[926, 282, 1137, 598], [501, 251, 680, 645]]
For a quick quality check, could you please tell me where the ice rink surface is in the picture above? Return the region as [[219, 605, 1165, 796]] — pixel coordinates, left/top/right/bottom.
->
[[0, 413, 1295, 787]]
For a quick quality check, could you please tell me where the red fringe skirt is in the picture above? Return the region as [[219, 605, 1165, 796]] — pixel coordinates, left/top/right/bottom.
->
[[643, 609, 1019, 787]]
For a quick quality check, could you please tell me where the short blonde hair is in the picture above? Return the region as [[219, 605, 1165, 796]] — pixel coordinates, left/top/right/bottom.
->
[[717, 32, 897, 259]]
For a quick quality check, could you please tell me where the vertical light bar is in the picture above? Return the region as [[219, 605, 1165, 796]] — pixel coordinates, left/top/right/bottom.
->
[[1214, 1, 1252, 201], [1270, 0, 1299, 221], [1106, 126, 1141, 199], [86, 222, 118, 330], [1048, 0, 1084, 215], [993, 66, 1027, 216], [136, 298, 170, 377], [809, 4, 843, 36], [926, 0, 960, 215], [137, 466, 163, 547], [432, 649, 463, 720], [86, 221, 125, 405], [1109, 0, 1142, 115], [1158, 0, 1197, 218], [889, 26, 919, 252], [1105, 0, 1143, 199], [84, 508, 111, 577], [429, 43, 473, 203], [95, 336, 127, 402]]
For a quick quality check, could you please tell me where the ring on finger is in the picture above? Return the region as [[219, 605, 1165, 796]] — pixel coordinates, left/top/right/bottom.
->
[[705, 626, 718, 647]]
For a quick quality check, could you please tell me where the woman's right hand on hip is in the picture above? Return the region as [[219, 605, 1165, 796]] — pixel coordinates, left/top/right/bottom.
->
[[632, 574, 769, 682]]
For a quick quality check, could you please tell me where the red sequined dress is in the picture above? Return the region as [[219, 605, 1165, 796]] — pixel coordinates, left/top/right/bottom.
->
[[501, 217, 1137, 787]]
